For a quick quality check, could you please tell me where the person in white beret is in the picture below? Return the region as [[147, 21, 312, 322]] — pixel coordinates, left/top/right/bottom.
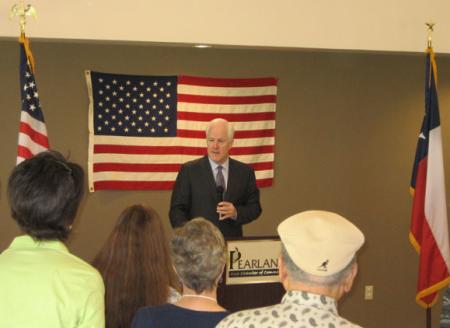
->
[[217, 210, 365, 328]]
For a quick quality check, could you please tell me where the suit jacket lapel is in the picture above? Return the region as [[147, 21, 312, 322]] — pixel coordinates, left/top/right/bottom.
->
[[199, 156, 219, 202], [225, 158, 238, 202]]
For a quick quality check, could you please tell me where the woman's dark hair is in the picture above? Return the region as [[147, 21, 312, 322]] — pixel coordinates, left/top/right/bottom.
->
[[92, 205, 180, 328], [8, 151, 84, 241]]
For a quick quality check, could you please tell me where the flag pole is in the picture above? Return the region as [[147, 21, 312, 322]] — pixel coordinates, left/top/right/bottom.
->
[[425, 21, 434, 328]]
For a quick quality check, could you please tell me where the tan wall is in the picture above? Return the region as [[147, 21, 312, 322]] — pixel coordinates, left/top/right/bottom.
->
[[1, 1, 450, 53], [0, 39, 449, 327]]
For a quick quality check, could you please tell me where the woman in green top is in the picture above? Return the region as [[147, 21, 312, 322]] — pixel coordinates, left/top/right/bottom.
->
[[0, 151, 105, 328]]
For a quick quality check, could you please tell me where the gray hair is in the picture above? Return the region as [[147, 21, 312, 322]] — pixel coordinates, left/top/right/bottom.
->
[[281, 244, 356, 287], [170, 218, 226, 293], [205, 118, 235, 140]]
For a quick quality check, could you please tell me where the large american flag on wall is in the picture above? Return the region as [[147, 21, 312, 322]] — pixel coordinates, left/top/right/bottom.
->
[[86, 71, 277, 191]]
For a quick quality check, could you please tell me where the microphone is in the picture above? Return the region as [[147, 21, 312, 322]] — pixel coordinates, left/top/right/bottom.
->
[[216, 185, 224, 202], [216, 185, 224, 220]]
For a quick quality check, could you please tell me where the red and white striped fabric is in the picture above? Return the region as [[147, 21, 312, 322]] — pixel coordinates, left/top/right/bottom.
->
[[17, 36, 49, 165], [87, 74, 277, 191], [17, 112, 49, 163]]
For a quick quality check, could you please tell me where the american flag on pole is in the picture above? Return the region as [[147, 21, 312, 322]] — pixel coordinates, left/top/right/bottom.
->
[[86, 71, 277, 191], [17, 35, 49, 164], [410, 47, 450, 307]]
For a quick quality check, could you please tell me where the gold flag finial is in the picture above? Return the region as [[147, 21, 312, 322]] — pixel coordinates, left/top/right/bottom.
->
[[426, 22, 435, 48], [10, 1, 37, 35]]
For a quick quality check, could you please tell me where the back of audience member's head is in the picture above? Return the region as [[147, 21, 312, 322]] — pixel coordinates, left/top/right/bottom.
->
[[92, 205, 179, 328], [8, 150, 84, 241], [277, 210, 364, 296], [171, 218, 226, 294]]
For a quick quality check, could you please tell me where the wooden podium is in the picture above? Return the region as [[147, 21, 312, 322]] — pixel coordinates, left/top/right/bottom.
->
[[217, 236, 285, 312]]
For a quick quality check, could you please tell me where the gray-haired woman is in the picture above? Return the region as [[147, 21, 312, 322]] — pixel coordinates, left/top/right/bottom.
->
[[132, 218, 229, 327]]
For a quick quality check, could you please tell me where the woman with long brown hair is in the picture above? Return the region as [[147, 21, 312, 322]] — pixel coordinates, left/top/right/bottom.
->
[[93, 205, 180, 328]]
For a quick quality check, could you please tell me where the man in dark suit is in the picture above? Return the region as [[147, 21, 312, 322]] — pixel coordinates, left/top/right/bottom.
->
[[169, 118, 262, 237]]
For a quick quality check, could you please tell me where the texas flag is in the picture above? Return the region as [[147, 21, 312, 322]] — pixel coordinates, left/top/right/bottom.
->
[[410, 47, 450, 307]]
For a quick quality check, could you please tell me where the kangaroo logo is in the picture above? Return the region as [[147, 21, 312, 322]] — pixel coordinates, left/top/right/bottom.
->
[[229, 247, 242, 270], [317, 259, 329, 271]]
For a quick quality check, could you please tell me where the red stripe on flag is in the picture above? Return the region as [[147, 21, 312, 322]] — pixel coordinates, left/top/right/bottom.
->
[[94, 163, 182, 173], [94, 145, 206, 156], [94, 180, 175, 190], [176, 129, 275, 139], [178, 111, 275, 122], [17, 145, 34, 159], [178, 94, 276, 105], [235, 129, 275, 138], [176, 129, 206, 138], [178, 76, 277, 87], [250, 162, 274, 171], [94, 145, 274, 155], [229, 145, 274, 155], [19, 122, 50, 148], [256, 178, 273, 188]]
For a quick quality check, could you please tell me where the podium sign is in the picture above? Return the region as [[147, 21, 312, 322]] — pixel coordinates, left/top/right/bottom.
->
[[226, 238, 281, 285]]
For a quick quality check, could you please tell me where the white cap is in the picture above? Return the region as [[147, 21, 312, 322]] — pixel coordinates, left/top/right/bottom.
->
[[277, 210, 365, 276]]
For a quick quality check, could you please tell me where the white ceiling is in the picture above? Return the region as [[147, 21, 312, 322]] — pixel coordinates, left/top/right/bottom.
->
[[1, 0, 450, 53]]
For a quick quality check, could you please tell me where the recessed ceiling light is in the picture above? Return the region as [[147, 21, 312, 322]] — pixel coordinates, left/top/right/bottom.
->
[[195, 44, 211, 48]]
